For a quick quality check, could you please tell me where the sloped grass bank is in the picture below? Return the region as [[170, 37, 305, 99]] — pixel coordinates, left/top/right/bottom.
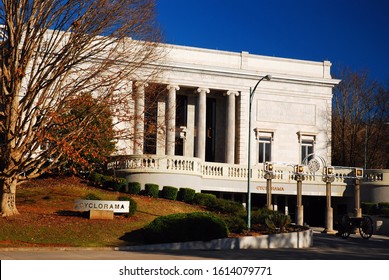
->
[[0, 176, 203, 248]]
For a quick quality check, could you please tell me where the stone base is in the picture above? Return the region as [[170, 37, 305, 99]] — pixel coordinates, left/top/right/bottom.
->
[[89, 210, 114, 220]]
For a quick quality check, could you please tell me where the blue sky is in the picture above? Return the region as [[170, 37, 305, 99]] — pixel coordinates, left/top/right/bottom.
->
[[156, 0, 389, 84]]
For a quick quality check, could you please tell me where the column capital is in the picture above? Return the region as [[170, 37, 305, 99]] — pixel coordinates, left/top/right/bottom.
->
[[135, 81, 149, 88], [196, 87, 210, 94], [167, 84, 180, 91], [225, 90, 240, 97]]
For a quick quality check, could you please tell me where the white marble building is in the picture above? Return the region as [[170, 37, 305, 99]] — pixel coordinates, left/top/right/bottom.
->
[[109, 43, 388, 226]]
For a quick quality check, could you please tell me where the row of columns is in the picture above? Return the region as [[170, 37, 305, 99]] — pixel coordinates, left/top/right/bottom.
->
[[133, 82, 239, 163]]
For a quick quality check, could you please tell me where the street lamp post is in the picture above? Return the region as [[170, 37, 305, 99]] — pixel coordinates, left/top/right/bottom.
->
[[247, 75, 272, 230]]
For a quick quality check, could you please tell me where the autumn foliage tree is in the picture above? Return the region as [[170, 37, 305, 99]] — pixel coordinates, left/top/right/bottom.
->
[[0, 0, 162, 216], [50, 93, 116, 173]]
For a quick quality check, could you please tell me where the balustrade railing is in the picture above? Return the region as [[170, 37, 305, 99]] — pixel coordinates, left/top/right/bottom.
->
[[108, 155, 356, 186]]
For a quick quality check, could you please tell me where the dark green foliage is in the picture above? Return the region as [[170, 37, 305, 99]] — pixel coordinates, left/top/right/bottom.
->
[[378, 202, 389, 210], [251, 207, 275, 225], [102, 177, 127, 192], [161, 186, 178, 200], [177, 188, 196, 203], [265, 212, 291, 232], [361, 202, 379, 215], [143, 212, 228, 244], [193, 193, 217, 206], [88, 172, 104, 186], [222, 215, 247, 233], [144, 184, 159, 198], [118, 196, 137, 217], [207, 198, 246, 216], [82, 193, 101, 200], [127, 182, 141, 195]]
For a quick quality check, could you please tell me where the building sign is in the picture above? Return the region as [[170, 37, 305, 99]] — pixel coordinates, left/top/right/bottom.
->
[[256, 186, 285, 192], [74, 200, 130, 213]]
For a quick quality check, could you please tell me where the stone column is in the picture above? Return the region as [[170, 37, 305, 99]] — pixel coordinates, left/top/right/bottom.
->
[[265, 173, 273, 210], [196, 88, 210, 161], [225, 91, 239, 164], [296, 176, 304, 226], [166, 85, 179, 156], [323, 179, 335, 233], [134, 82, 148, 155], [355, 179, 362, 218]]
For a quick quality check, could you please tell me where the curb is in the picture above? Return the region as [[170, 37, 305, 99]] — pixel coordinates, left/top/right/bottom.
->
[[119, 228, 313, 251], [0, 229, 313, 252]]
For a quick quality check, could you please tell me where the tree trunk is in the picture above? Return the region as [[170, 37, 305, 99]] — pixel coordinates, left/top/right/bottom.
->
[[0, 177, 20, 217]]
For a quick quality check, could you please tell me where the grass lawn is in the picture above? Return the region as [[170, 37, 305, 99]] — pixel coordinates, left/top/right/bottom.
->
[[0, 176, 204, 248]]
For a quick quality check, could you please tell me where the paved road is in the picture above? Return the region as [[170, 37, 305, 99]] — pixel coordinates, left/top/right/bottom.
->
[[1, 228, 389, 260]]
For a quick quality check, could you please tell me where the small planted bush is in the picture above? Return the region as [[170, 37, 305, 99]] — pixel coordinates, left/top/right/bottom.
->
[[177, 188, 196, 203], [208, 198, 246, 216], [88, 172, 104, 186], [102, 177, 128, 192], [251, 207, 275, 225], [193, 193, 217, 207], [127, 182, 141, 195], [265, 212, 291, 232], [144, 212, 228, 244], [144, 184, 159, 198], [161, 186, 178, 200]]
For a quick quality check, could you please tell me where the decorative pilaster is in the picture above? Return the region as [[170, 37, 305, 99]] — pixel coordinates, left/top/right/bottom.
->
[[224, 91, 239, 164], [134, 82, 148, 155], [196, 87, 210, 161], [166, 85, 180, 155]]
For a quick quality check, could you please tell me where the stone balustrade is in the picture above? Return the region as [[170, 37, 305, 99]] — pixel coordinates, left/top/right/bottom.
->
[[108, 155, 353, 187]]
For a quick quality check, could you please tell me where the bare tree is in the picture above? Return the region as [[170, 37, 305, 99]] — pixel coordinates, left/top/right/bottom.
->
[[0, 0, 163, 216], [332, 68, 389, 169]]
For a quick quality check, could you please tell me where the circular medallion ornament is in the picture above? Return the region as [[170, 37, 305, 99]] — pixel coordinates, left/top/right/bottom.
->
[[308, 158, 321, 173]]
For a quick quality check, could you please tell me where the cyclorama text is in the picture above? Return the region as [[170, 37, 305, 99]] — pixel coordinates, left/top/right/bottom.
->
[[256, 186, 285, 192], [74, 199, 129, 213]]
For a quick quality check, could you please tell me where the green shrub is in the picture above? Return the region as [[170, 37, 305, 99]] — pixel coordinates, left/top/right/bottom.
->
[[177, 188, 196, 203], [144, 184, 159, 198], [118, 196, 137, 217], [161, 186, 178, 200], [361, 202, 378, 215], [88, 172, 104, 186], [251, 207, 275, 225], [265, 212, 291, 232], [208, 198, 246, 216], [378, 202, 389, 210], [222, 214, 247, 233], [144, 212, 228, 244], [193, 193, 217, 207], [82, 193, 101, 200], [103, 177, 128, 192], [127, 182, 141, 195]]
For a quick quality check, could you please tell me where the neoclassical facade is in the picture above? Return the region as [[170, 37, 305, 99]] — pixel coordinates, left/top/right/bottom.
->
[[108, 43, 387, 226]]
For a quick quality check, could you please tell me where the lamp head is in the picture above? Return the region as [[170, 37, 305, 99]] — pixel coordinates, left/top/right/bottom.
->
[[264, 75, 272, 81]]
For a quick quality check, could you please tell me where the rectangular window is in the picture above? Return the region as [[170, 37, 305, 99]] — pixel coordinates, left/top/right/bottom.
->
[[258, 137, 272, 163], [301, 140, 314, 163]]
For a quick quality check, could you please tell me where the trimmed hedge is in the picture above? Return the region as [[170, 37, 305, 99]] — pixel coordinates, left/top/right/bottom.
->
[[102, 177, 127, 192], [144, 184, 159, 198], [127, 182, 141, 195], [118, 196, 137, 217], [207, 198, 246, 216], [161, 186, 178, 200], [144, 212, 228, 244], [193, 193, 217, 207], [177, 188, 196, 203]]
